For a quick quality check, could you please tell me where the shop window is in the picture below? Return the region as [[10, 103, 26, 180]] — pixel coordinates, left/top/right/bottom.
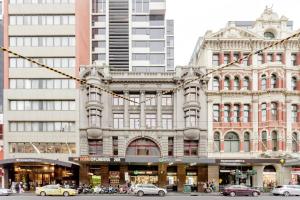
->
[[224, 132, 239, 152], [262, 131, 268, 152], [126, 138, 160, 157], [243, 77, 250, 90], [271, 102, 278, 121], [224, 77, 230, 90], [184, 140, 198, 156], [261, 75, 267, 90], [233, 77, 240, 90], [88, 139, 103, 155], [244, 132, 250, 152], [270, 74, 277, 89], [168, 137, 174, 156], [271, 131, 278, 151], [213, 104, 220, 122], [212, 77, 220, 91], [113, 136, 118, 156], [292, 77, 297, 91], [214, 132, 220, 152], [263, 165, 277, 190], [292, 132, 298, 153]]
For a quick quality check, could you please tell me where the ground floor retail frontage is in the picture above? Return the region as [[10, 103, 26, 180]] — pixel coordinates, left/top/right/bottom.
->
[[69, 157, 291, 192], [0, 158, 79, 190], [0, 157, 293, 192]]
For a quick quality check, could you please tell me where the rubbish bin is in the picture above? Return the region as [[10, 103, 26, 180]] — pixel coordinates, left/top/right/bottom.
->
[[183, 184, 192, 193]]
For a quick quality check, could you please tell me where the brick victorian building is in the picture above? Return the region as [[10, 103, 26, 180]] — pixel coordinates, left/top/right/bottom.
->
[[190, 7, 300, 190]]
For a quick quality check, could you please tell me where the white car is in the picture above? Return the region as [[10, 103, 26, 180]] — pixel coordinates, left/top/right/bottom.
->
[[133, 184, 167, 197], [272, 185, 300, 196], [0, 188, 13, 196]]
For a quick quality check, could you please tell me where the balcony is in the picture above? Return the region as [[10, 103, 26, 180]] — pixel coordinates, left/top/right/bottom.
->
[[149, 0, 166, 15], [184, 128, 201, 140], [87, 128, 103, 139]]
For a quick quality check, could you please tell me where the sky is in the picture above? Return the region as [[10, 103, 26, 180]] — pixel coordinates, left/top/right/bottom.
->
[[165, 0, 300, 66]]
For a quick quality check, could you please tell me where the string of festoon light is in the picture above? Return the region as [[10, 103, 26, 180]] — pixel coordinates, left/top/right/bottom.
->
[[1, 30, 300, 104]]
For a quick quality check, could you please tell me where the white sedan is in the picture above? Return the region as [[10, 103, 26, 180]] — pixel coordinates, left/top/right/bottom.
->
[[133, 184, 167, 197], [0, 188, 13, 196]]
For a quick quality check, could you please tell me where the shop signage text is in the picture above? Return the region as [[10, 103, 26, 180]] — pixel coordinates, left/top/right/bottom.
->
[[70, 157, 125, 163]]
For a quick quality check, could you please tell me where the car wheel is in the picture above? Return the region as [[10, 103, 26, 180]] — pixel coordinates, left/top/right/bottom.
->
[[158, 190, 165, 197], [283, 191, 290, 197], [63, 191, 69, 197], [252, 191, 259, 197], [137, 191, 144, 197], [229, 192, 236, 197], [40, 191, 46, 196]]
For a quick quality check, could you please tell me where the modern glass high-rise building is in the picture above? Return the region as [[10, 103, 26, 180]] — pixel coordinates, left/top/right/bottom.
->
[[89, 0, 174, 72]]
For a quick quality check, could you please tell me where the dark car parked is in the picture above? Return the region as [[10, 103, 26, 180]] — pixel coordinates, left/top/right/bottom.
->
[[221, 185, 260, 197]]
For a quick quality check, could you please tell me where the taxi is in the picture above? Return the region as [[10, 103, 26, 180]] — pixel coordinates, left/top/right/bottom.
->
[[35, 184, 77, 197]]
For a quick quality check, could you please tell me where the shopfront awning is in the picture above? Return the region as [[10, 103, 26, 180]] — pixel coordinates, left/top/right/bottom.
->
[[0, 158, 79, 167]]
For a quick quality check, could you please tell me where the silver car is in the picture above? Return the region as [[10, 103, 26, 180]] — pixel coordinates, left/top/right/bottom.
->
[[272, 185, 300, 196], [133, 184, 167, 197], [0, 188, 13, 196]]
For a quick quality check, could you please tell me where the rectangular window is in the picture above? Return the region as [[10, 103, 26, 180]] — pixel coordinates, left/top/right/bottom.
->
[[223, 54, 230, 64], [145, 94, 156, 106], [212, 54, 219, 66], [146, 114, 156, 128], [129, 94, 140, 106], [257, 54, 263, 65], [292, 105, 298, 123], [162, 114, 172, 129], [130, 114, 140, 129], [224, 105, 231, 122], [243, 104, 250, 122], [262, 103, 267, 122], [291, 53, 297, 66], [276, 53, 282, 63], [150, 41, 165, 52], [88, 139, 103, 155], [267, 53, 273, 63], [213, 104, 220, 122], [162, 95, 172, 106], [113, 136, 118, 156], [113, 95, 124, 106], [150, 54, 165, 65], [149, 28, 165, 39], [184, 140, 198, 156], [10, 100, 75, 111], [168, 137, 174, 156], [113, 114, 124, 129]]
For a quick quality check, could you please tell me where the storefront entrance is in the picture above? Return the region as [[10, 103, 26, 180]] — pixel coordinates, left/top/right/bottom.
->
[[0, 158, 79, 190], [263, 165, 276, 191], [219, 166, 253, 189], [128, 165, 158, 185]]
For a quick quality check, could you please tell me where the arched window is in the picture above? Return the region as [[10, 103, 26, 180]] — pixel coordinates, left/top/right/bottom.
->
[[271, 102, 278, 121], [264, 32, 275, 39], [271, 74, 277, 89], [126, 138, 160, 157], [233, 77, 240, 90], [292, 132, 298, 153], [243, 77, 250, 90], [224, 132, 240, 152], [212, 77, 220, 91], [244, 132, 250, 152], [261, 103, 267, 122], [262, 131, 268, 152], [272, 131, 278, 151], [224, 77, 230, 90], [261, 75, 267, 90], [214, 132, 220, 152], [292, 77, 297, 91]]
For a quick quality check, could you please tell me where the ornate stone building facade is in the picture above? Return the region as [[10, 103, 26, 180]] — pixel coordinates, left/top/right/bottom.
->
[[190, 8, 300, 189], [75, 65, 209, 192]]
